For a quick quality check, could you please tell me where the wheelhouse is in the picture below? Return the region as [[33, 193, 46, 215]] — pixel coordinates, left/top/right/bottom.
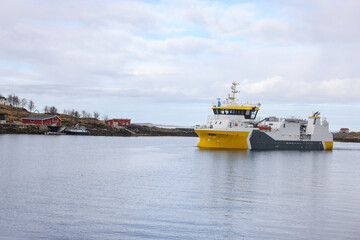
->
[[212, 106, 259, 120]]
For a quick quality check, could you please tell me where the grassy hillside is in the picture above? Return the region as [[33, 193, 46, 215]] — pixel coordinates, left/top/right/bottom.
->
[[0, 104, 197, 137], [0, 104, 107, 128], [0, 104, 30, 123]]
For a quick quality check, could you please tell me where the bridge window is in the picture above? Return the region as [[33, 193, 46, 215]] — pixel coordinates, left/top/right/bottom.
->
[[251, 110, 258, 119], [213, 109, 258, 118], [245, 110, 258, 119]]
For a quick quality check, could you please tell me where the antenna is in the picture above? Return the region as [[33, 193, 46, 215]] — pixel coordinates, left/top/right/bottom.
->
[[228, 82, 239, 100], [312, 111, 320, 117]]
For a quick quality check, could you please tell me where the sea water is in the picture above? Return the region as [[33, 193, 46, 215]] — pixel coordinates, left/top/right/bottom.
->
[[0, 134, 360, 239]]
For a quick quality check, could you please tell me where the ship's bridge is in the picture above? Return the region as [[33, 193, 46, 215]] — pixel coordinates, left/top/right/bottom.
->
[[212, 106, 259, 120]]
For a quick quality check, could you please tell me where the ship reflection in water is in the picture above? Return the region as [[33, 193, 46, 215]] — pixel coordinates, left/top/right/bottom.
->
[[0, 135, 359, 239]]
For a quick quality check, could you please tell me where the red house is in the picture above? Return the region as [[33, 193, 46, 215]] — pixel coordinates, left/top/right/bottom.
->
[[106, 119, 131, 127], [22, 115, 62, 126]]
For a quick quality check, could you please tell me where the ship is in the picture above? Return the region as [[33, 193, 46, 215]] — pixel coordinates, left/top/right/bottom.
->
[[194, 82, 333, 150], [64, 124, 90, 136]]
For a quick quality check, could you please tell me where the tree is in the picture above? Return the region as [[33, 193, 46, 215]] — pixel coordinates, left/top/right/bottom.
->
[[7, 94, 13, 106], [49, 106, 57, 114], [69, 109, 80, 119], [28, 100, 35, 112], [103, 115, 109, 122], [44, 106, 49, 113], [69, 109, 76, 117], [13, 95, 20, 107], [93, 112, 100, 120], [6, 94, 21, 107], [21, 98, 27, 108], [81, 110, 87, 118], [73, 111, 80, 119]]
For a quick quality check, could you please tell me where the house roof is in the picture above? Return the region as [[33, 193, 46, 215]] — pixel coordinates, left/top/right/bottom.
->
[[340, 128, 349, 130], [106, 118, 131, 121], [22, 115, 61, 121]]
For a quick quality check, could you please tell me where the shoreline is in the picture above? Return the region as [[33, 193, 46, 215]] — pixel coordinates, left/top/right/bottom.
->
[[333, 132, 360, 143], [0, 124, 197, 137], [1, 124, 360, 142]]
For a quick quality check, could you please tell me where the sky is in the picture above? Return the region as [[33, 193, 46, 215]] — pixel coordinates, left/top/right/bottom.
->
[[0, 0, 360, 130]]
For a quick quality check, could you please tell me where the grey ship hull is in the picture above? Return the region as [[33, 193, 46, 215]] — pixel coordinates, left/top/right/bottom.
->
[[250, 130, 324, 150]]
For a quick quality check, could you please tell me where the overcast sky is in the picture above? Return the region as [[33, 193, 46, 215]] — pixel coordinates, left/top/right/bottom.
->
[[1, 0, 359, 130]]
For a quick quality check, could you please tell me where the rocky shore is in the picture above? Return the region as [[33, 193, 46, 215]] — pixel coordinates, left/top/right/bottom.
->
[[89, 125, 197, 137], [333, 132, 360, 143], [0, 124, 197, 137]]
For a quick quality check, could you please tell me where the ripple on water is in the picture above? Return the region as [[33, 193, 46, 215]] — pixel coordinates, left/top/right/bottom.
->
[[0, 135, 360, 239]]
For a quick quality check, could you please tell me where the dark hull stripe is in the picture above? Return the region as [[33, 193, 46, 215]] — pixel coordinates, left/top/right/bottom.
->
[[250, 130, 324, 150]]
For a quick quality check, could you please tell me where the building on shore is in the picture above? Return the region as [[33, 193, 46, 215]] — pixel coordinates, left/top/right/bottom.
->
[[22, 115, 62, 126], [339, 128, 349, 133], [0, 97, 7, 105], [0, 113, 8, 124], [106, 119, 131, 128]]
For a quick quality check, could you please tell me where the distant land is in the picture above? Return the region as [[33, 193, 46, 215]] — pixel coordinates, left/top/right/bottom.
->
[[333, 132, 360, 143], [0, 104, 196, 137], [0, 104, 359, 142]]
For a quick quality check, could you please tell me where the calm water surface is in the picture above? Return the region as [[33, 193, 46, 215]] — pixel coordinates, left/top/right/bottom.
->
[[1, 134, 360, 239]]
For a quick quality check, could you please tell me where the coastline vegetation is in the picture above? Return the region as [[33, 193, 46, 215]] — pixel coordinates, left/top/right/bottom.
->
[[0, 103, 196, 137]]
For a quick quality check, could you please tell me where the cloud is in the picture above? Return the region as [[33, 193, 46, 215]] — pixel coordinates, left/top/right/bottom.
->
[[240, 76, 360, 103], [0, 0, 359, 127], [295, 0, 360, 44]]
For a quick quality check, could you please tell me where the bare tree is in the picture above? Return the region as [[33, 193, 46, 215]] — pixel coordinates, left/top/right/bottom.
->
[[93, 112, 100, 120], [7, 94, 13, 106], [28, 100, 35, 112], [103, 115, 109, 122], [73, 111, 80, 119], [44, 106, 49, 113], [68, 109, 80, 119], [63, 109, 68, 114], [21, 98, 27, 108], [13, 95, 20, 107], [69, 109, 76, 117], [6, 94, 21, 107], [81, 110, 92, 118], [49, 106, 57, 114]]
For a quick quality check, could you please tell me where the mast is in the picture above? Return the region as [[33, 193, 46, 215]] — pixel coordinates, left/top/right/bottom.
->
[[228, 82, 239, 101]]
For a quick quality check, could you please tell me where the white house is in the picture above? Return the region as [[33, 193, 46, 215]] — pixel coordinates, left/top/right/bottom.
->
[[0, 96, 6, 105]]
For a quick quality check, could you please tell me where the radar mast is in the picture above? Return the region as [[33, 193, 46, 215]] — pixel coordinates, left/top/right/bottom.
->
[[228, 82, 239, 101]]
